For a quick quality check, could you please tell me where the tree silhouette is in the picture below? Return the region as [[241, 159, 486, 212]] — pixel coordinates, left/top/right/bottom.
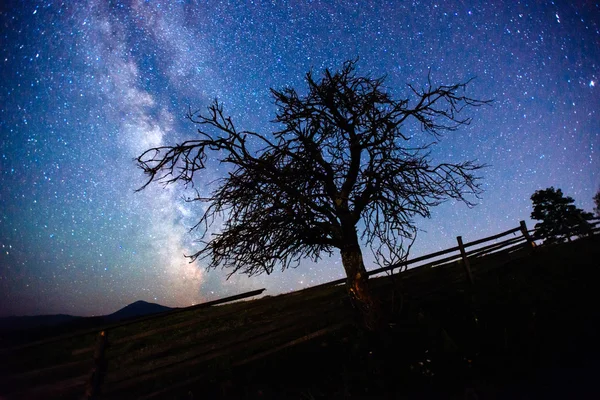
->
[[530, 187, 593, 243], [594, 189, 600, 217], [136, 60, 489, 328]]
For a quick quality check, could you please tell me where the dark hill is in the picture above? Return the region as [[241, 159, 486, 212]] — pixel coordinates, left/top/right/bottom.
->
[[2, 235, 600, 399], [0, 300, 173, 343], [0, 314, 80, 332], [105, 300, 173, 322]]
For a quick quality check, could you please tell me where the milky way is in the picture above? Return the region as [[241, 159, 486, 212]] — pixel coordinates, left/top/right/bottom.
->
[[0, 1, 598, 316]]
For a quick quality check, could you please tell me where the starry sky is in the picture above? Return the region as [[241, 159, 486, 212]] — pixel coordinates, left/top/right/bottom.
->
[[0, 1, 598, 317]]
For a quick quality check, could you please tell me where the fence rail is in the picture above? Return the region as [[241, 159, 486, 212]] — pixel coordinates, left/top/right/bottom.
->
[[1, 217, 598, 399]]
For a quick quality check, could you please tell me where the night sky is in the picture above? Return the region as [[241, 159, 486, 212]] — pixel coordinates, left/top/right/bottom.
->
[[1, 1, 598, 317]]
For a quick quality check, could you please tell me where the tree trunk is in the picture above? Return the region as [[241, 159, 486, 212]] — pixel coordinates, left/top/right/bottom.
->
[[340, 243, 381, 331]]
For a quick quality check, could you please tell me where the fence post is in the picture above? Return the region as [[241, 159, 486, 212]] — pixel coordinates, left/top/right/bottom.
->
[[519, 220, 536, 250], [83, 330, 108, 400], [457, 236, 474, 285]]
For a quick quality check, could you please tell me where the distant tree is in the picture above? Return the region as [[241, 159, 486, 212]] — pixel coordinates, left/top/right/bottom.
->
[[594, 189, 600, 217], [136, 60, 489, 329], [530, 187, 593, 243]]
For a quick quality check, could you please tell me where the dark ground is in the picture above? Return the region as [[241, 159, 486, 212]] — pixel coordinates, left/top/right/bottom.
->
[[203, 235, 600, 399], [1, 235, 599, 399]]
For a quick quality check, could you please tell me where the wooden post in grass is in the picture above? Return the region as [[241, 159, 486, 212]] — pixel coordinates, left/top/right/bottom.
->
[[83, 330, 108, 400], [457, 236, 474, 285], [520, 220, 536, 250]]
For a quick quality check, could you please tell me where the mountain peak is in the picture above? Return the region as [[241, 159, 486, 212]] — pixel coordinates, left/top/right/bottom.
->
[[106, 300, 172, 322]]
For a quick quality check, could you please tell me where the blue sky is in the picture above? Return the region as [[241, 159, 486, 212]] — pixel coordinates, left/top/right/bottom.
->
[[0, 0, 598, 316]]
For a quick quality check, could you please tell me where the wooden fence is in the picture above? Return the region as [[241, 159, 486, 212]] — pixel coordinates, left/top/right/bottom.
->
[[310, 217, 599, 289], [1, 217, 598, 399], [0, 289, 268, 399]]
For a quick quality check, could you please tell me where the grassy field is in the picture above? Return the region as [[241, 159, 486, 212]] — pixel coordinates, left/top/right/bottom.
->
[[1, 234, 599, 399]]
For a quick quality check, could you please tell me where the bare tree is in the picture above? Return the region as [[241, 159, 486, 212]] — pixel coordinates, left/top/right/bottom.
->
[[136, 60, 489, 329]]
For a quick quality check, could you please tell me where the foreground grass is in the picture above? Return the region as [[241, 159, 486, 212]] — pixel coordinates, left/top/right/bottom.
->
[[204, 236, 600, 399], [1, 235, 599, 399]]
